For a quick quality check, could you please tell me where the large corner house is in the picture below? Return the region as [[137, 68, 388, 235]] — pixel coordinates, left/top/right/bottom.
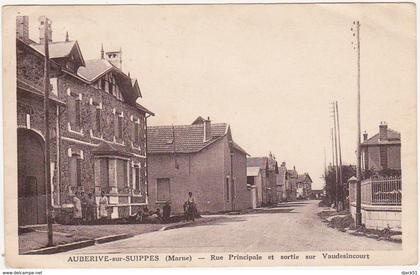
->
[[16, 16, 154, 225]]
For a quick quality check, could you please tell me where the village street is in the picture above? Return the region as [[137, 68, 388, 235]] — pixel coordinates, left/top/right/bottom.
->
[[65, 200, 401, 254]]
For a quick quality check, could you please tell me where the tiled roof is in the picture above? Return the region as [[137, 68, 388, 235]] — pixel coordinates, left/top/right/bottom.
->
[[30, 41, 85, 66], [77, 59, 114, 82], [135, 103, 154, 116], [147, 123, 228, 154], [361, 129, 401, 146]]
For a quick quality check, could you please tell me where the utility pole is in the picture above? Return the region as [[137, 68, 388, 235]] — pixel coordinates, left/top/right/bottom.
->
[[336, 101, 344, 210], [41, 16, 53, 246], [351, 20, 362, 226], [331, 102, 339, 209], [330, 127, 335, 205]]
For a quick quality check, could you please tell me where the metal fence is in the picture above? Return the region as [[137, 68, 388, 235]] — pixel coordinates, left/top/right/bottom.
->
[[361, 176, 401, 205]]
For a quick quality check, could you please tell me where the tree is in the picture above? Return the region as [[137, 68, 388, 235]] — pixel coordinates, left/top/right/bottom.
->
[[324, 164, 356, 206]]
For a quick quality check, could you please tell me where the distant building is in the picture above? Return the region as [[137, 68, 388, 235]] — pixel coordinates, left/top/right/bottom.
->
[[147, 117, 250, 214], [295, 173, 313, 199], [247, 157, 279, 206], [361, 122, 401, 173], [16, 16, 153, 225], [247, 166, 263, 208], [286, 167, 298, 201]]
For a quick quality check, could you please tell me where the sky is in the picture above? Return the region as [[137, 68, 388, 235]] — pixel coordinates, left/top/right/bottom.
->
[[20, 4, 416, 189]]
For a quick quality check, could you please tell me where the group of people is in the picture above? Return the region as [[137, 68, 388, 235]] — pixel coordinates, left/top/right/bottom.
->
[[71, 191, 197, 225], [129, 202, 172, 224], [72, 191, 109, 224]]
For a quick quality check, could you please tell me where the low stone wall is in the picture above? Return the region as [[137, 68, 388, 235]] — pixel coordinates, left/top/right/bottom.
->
[[350, 203, 401, 230]]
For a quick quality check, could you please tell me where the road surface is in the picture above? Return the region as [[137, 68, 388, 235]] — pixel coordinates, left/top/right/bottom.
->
[[66, 200, 401, 254]]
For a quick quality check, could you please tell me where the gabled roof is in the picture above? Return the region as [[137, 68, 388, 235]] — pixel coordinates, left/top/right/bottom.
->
[[287, 169, 298, 178], [147, 123, 229, 154], [77, 59, 145, 107], [30, 40, 85, 66], [192, 116, 208, 125], [77, 59, 113, 82], [135, 103, 155, 116], [361, 129, 401, 146], [232, 141, 249, 156], [296, 173, 312, 183]]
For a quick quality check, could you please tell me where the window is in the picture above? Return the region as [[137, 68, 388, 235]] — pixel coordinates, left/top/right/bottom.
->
[[134, 122, 140, 144], [247, 176, 255, 186], [380, 145, 388, 169], [95, 108, 101, 133], [114, 112, 123, 141], [74, 100, 81, 128], [134, 166, 141, 190], [116, 159, 128, 191], [157, 178, 170, 202], [225, 178, 230, 201], [70, 154, 82, 187], [99, 158, 109, 191], [68, 96, 82, 130], [118, 116, 123, 139], [101, 78, 105, 91]]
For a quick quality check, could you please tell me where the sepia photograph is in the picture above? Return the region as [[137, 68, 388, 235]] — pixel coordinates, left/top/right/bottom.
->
[[2, 3, 417, 268]]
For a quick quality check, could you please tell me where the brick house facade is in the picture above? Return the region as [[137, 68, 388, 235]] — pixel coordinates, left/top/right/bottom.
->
[[16, 16, 153, 225], [147, 117, 251, 214]]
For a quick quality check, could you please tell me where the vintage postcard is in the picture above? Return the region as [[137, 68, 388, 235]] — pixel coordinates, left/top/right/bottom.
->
[[2, 3, 418, 268]]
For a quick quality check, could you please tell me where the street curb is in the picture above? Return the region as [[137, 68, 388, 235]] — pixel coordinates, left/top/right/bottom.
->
[[95, 234, 132, 244], [22, 233, 132, 255], [160, 221, 194, 231], [23, 239, 95, 255]]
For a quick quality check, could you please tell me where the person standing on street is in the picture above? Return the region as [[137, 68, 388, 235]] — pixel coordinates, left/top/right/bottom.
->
[[98, 191, 108, 220], [72, 192, 82, 225]]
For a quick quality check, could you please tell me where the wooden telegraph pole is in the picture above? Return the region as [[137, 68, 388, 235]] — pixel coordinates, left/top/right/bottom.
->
[[41, 16, 53, 246], [331, 102, 339, 209], [336, 101, 344, 210], [351, 20, 362, 226]]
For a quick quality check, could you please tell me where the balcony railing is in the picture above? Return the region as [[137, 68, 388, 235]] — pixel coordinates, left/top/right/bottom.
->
[[361, 176, 401, 205]]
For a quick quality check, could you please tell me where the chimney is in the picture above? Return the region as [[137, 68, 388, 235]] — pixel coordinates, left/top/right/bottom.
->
[[38, 17, 52, 44], [105, 48, 122, 69], [379, 121, 388, 141], [100, 44, 104, 59], [203, 117, 211, 142], [281, 162, 286, 167], [363, 131, 368, 142], [16, 16, 29, 43]]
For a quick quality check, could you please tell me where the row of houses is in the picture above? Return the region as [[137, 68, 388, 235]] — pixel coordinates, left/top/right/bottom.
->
[[246, 157, 313, 207], [16, 16, 313, 225]]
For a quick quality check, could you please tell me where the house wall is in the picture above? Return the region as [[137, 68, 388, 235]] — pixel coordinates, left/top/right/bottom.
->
[[148, 138, 226, 214], [255, 173, 263, 207], [17, 41, 149, 220], [232, 147, 251, 211], [363, 144, 401, 171]]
